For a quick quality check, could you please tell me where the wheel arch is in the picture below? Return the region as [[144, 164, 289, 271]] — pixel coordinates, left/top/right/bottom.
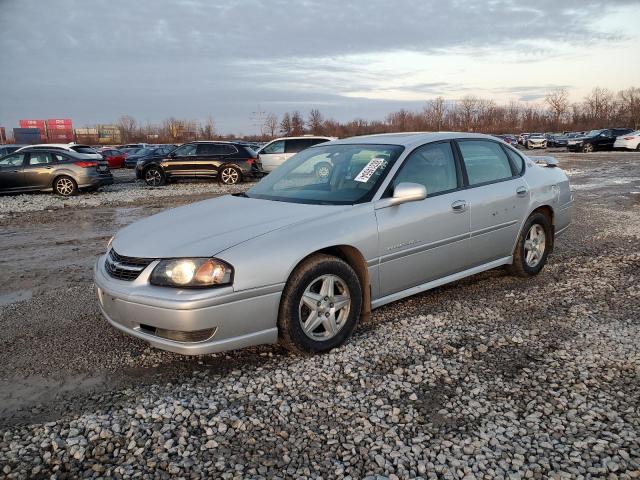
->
[[287, 245, 372, 323], [513, 204, 555, 257]]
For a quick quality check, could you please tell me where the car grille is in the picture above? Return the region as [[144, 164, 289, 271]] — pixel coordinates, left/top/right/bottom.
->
[[105, 249, 154, 281], [139, 324, 217, 343]]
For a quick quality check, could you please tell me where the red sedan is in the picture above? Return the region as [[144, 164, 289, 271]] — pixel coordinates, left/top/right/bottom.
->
[[100, 148, 126, 169]]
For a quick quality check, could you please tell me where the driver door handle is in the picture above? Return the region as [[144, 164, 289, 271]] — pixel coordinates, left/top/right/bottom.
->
[[451, 200, 467, 212], [516, 186, 528, 196]]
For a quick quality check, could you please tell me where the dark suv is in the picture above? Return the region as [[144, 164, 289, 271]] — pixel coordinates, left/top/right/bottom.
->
[[138, 141, 263, 186], [567, 128, 634, 153]]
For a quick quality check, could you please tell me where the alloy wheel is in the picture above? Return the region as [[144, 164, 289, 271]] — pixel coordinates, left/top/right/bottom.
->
[[583, 144, 593, 153], [524, 224, 546, 268], [298, 274, 351, 341], [55, 177, 75, 196], [221, 167, 239, 185], [145, 168, 162, 186]]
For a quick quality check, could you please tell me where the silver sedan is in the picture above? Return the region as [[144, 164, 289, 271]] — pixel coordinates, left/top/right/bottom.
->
[[95, 132, 572, 355]]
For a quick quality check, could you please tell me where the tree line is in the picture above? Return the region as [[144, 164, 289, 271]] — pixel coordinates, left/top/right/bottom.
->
[[114, 86, 639, 143]]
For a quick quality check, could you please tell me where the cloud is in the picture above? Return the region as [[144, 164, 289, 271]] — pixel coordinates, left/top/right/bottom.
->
[[0, 0, 638, 132]]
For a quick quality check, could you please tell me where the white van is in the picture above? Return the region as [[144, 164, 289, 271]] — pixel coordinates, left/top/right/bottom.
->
[[258, 136, 335, 172]]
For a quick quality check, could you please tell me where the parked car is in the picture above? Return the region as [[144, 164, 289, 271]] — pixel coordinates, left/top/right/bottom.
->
[[95, 132, 572, 355], [0, 147, 113, 196], [518, 133, 530, 146], [525, 133, 547, 149], [138, 141, 263, 186], [546, 134, 568, 148], [494, 135, 518, 147], [16, 143, 103, 160], [258, 136, 336, 173], [126, 145, 175, 169], [118, 143, 149, 149], [0, 145, 28, 157], [613, 130, 640, 151], [100, 148, 127, 169], [567, 128, 634, 152]]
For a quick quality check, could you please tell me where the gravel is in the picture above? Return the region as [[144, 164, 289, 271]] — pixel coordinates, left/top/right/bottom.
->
[[0, 172, 251, 216], [0, 153, 639, 478]]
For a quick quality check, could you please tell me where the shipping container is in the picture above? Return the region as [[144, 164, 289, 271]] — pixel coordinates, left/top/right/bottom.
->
[[46, 118, 73, 126], [76, 134, 100, 144], [75, 128, 99, 135], [19, 119, 46, 127], [13, 128, 41, 144]]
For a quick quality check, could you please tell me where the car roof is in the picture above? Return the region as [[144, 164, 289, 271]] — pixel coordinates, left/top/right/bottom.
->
[[268, 136, 335, 142], [330, 132, 502, 148]]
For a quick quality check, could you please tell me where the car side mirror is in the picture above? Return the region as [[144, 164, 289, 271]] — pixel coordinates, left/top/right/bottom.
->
[[376, 182, 427, 209]]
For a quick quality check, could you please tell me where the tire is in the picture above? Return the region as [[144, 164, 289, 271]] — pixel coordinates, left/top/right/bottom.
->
[[53, 175, 78, 196], [218, 165, 242, 185], [314, 162, 332, 180], [144, 166, 165, 186], [278, 254, 362, 354], [526, 142, 533, 150], [508, 212, 551, 277], [582, 143, 594, 153]]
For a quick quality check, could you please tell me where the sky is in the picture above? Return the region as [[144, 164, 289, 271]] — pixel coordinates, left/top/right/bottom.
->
[[0, 0, 639, 135]]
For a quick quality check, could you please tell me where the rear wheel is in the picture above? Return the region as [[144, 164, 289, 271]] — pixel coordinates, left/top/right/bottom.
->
[[582, 143, 594, 153], [508, 212, 551, 277], [144, 166, 165, 186], [218, 165, 241, 185], [53, 176, 78, 196], [278, 254, 362, 354]]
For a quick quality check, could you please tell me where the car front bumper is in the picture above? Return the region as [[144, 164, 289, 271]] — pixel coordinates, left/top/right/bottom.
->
[[94, 255, 281, 355]]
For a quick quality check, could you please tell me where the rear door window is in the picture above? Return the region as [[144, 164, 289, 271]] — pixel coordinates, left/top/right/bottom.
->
[[197, 143, 238, 155], [28, 152, 53, 165], [285, 139, 314, 153], [503, 147, 525, 175], [458, 140, 515, 186]]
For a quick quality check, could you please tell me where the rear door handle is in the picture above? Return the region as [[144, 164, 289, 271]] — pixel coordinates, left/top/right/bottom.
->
[[516, 186, 528, 196], [451, 200, 467, 212]]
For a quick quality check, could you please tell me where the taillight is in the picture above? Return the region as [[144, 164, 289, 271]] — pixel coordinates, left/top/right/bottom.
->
[[247, 158, 256, 166], [74, 161, 98, 168]]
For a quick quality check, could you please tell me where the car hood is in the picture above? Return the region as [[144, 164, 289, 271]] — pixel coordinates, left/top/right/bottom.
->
[[111, 195, 344, 258]]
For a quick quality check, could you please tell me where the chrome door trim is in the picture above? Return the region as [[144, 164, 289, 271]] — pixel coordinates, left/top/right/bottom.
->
[[378, 231, 470, 264], [371, 256, 512, 309], [470, 219, 518, 238]]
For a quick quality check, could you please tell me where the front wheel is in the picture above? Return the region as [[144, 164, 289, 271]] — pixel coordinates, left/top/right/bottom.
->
[[582, 143, 594, 153], [218, 165, 242, 185], [144, 166, 165, 186], [508, 212, 551, 277], [278, 254, 362, 354]]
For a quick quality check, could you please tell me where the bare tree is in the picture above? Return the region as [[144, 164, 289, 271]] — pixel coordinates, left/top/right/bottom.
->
[[117, 115, 138, 142], [618, 87, 640, 129], [291, 111, 305, 135], [263, 113, 279, 138], [583, 87, 615, 125], [424, 97, 446, 131], [307, 109, 324, 134], [545, 88, 569, 131], [459, 95, 479, 131], [280, 112, 292, 136], [199, 116, 216, 139]]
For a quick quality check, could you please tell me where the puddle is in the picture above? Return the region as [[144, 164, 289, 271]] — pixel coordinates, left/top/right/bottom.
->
[[0, 290, 33, 306]]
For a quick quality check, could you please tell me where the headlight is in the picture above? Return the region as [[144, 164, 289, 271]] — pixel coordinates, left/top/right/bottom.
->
[[107, 236, 114, 251], [136, 160, 144, 166], [150, 258, 233, 288]]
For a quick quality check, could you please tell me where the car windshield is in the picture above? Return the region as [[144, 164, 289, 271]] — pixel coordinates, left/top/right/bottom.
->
[[135, 148, 152, 156], [247, 144, 404, 205], [586, 130, 603, 137]]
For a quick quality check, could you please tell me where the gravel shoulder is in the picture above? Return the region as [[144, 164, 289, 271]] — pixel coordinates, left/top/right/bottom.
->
[[0, 152, 639, 478]]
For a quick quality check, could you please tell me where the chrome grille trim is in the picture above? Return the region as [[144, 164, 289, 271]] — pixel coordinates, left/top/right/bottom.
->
[[105, 249, 154, 281]]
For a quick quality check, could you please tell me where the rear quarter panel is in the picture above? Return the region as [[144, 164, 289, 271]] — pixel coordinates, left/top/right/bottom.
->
[[523, 158, 572, 234]]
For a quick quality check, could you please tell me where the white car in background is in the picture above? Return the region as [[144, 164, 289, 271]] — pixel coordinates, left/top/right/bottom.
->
[[526, 134, 547, 150], [16, 143, 102, 160], [258, 136, 336, 173], [613, 131, 640, 150]]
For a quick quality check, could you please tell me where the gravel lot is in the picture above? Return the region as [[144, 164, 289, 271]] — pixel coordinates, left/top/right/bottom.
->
[[0, 152, 639, 478]]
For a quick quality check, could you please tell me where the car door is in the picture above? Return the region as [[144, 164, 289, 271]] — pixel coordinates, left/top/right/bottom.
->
[[259, 140, 286, 171], [375, 141, 471, 297], [164, 143, 197, 176], [195, 143, 234, 177], [597, 129, 615, 150], [0, 153, 27, 191], [456, 139, 530, 266], [23, 151, 56, 189]]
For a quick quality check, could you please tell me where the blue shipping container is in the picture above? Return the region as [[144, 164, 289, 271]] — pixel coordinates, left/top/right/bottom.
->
[[13, 128, 41, 144]]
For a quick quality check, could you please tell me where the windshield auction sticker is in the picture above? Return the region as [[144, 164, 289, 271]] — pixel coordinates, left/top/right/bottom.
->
[[354, 158, 386, 183]]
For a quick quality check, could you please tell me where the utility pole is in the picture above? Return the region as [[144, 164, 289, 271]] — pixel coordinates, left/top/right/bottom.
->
[[251, 105, 266, 138]]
